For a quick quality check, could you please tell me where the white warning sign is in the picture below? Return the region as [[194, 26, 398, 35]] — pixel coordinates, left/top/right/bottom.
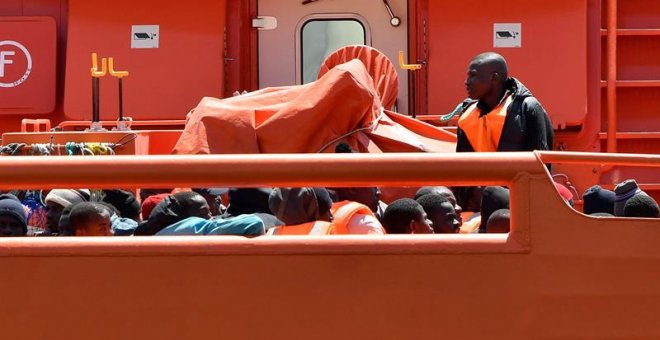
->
[[493, 23, 521, 48], [131, 25, 159, 49]]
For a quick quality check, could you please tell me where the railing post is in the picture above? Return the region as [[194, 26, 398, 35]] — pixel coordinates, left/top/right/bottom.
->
[[607, 0, 618, 153]]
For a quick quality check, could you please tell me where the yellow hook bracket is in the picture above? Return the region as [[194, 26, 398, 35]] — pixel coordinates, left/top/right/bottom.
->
[[108, 57, 129, 78], [398, 51, 422, 71], [90, 53, 108, 78]]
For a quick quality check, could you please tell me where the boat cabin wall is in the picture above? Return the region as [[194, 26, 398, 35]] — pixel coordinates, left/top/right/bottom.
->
[[1, 0, 591, 131], [0, 0, 229, 132], [0, 0, 69, 132], [63, 0, 227, 122]]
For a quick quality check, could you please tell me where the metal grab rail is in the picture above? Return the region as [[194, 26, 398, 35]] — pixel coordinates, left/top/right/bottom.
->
[[55, 120, 186, 130], [537, 151, 660, 167], [0, 152, 552, 255], [0, 152, 545, 190]]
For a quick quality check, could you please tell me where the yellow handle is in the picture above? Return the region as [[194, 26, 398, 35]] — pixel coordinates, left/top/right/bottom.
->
[[108, 57, 129, 78], [90, 53, 108, 78], [398, 51, 422, 71]]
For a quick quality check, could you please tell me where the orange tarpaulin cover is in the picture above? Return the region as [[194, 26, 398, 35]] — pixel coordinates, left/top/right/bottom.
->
[[173, 59, 456, 155], [318, 45, 399, 111]]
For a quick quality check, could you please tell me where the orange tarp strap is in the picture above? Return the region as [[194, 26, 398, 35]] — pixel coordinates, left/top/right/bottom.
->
[[317, 45, 399, 110]]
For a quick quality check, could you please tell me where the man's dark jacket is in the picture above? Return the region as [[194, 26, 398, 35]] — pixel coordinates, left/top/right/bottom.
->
[[456, 78, 554, 152]]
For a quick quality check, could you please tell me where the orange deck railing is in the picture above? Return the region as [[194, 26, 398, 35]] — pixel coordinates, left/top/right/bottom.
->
[[0, 152, 659, 339]]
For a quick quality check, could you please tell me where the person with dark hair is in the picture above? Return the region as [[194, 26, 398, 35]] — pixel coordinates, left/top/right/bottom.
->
[[327, 187, 385, 235], [267, 187, 335, 235], [95, 201, 138, 236], [583, 185, 615, 215], [452, 186, 483, 233], [416, 194, 459, 234], [69, 202, 113, 236], [453, 186, 483, 214], [134, 191, 211, 236], [0, 194, 27, 237], [382, 198, 433, 235], [480, 186, 510, 233], [623, 194, 660, 218], [44, 189, 90, 235], [457, 52, 553, 153], [192, 188, 227, 217], [102, 189, 141, 222], [223, 188, 283, 230], [414, 186, 463, 224], [334, 142, 355, 153], [486, 209, 510, 234]]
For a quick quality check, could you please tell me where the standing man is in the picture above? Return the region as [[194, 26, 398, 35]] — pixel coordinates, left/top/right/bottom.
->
[[457, 52, 553, 152]]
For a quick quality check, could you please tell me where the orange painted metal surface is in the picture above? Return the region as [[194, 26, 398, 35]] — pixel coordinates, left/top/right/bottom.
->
[[606, 0, 618, 153], [20, 118, 51, 132], [55, 119, 186, 130], [63, 0, 227, 121], [425, 0, 588, 129], [0, 153, 657, 339], [0, 153, 542, 190], [539, 151, 660, 167], [0, 16, 57, 114]]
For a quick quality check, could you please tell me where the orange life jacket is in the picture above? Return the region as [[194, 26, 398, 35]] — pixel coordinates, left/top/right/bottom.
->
[[331, 201, 385, 235], [459, 213, 481, 234], [268, 201, 383, 236], [458, 94, 513, 152], [267, 221, 334, 236]]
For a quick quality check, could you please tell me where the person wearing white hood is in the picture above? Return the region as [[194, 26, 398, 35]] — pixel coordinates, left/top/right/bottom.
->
[[44, 189, 90, 235]]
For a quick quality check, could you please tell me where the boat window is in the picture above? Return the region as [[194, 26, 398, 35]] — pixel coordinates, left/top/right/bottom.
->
[[300, 19, 366, 84]]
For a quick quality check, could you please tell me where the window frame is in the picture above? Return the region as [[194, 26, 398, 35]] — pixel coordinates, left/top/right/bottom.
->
[[295, 13, 372, 85]]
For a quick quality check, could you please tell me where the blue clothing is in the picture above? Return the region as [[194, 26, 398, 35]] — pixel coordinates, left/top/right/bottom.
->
[[111, 214, 139, 236], [155, 215, 265, 236]]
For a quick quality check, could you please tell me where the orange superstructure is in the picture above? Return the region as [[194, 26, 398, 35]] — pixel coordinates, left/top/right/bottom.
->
[[0, 1, 659, 338]]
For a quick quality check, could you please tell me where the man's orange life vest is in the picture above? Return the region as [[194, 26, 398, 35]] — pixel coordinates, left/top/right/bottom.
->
[[459, 213, 481, 234], [331, 201, 385, 235], [267, 221, 334, 235], [267, 201, 384, 235], [458, 94, 513, 152]]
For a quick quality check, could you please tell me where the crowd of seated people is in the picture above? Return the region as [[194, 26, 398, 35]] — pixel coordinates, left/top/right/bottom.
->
[[0, 173, 655, 238]]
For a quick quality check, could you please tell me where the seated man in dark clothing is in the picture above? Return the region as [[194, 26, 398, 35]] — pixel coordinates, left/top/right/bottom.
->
[[457, 52, 553, 152], [0, 194, 27, 237], [382, 198, 433, 235], [416, 194, 460, 234], [479, 186, 510, 233], [69, 202, 113, 236], [134, 191, 211, 236]]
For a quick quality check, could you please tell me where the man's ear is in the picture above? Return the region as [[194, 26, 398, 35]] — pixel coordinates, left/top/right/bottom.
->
[[409, 219, 417, 234]]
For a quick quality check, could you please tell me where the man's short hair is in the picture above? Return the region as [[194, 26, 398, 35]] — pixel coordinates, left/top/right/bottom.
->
[[623, 194, 660, 218], [268, 187, 333, 225], [486, 209, 510, 233], [383, 198, 423, 234], [416, 194, 450, 213], [69, 202, 111, 230], [173, 191, 205, 214], [414, 186, 451, 201], [471, 52, 509, 80], [480, 186, 510, 232]]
